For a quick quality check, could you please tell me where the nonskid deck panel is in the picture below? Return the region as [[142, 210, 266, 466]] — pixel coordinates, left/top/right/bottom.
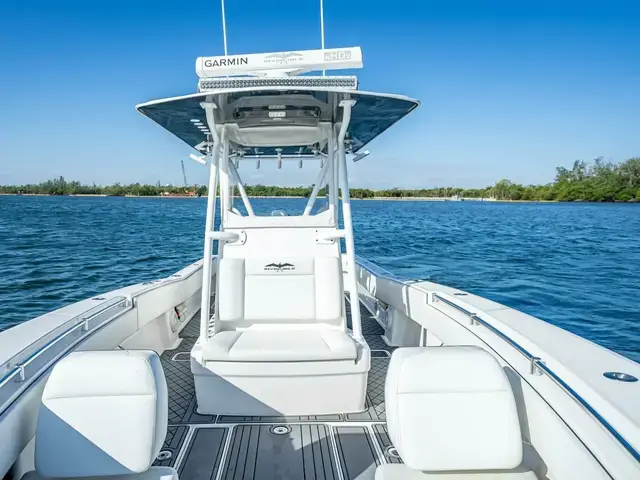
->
[[155, 299, 401, 478], [159, 299, 393, 426], [166, 423, 396, 480]]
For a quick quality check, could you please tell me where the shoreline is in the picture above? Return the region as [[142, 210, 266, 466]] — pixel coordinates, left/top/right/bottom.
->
[[2, 193, 637, 203], [0, 193, 520, 201], [0, 193, 560, 202]]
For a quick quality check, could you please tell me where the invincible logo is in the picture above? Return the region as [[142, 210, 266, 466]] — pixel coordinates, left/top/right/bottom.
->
[[264, 52, 303, 65], [264, 262, 295, 272]]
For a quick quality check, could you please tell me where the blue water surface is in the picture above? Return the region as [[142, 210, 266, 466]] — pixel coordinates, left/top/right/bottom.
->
[[0, 196, 638, 362]]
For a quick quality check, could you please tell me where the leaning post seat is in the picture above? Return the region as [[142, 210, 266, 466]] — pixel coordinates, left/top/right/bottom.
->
[[191, 255, 370, 416], [24, 350, 177, 480], [376, 346, 537, 480]]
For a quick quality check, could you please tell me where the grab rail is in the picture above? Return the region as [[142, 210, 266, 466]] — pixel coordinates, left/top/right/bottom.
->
[[432, 294, 540, 368], [135, 260, 205, 296], [431, 293, 640, 463], [354, 255, 408, 282], [0, 296, 132, 418], [0, 260, 206, 419], [0, 259, 207, 422]]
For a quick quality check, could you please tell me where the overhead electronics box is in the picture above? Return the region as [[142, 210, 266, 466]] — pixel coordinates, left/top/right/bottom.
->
[[195, 46, 363, 78]]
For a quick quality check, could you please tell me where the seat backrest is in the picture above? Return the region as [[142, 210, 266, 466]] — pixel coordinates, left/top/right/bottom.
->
[[385, 346, 523, 472], [216, 256, 344, 329], [35, 350, 168, 478]]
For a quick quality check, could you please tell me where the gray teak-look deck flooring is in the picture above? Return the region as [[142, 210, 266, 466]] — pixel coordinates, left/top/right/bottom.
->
[[155, 299, 401, 479]]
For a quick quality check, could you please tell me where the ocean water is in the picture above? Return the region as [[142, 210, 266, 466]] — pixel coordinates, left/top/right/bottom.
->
[[0, 196, 638, 362]]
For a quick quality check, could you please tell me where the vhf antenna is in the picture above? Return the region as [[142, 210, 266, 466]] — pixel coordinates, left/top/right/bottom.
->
[[221, 0, 228, 55], [220, 0, 326, 74], [220, 0, 327, 74], [320, 0, 325, 76]]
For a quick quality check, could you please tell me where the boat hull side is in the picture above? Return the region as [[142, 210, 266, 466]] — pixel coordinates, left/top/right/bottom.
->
[[0, 260, 211, 479], [354, 258, 640, 480]]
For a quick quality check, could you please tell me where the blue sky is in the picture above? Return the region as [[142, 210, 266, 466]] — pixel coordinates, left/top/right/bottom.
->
[[1, 0, 638, 189]]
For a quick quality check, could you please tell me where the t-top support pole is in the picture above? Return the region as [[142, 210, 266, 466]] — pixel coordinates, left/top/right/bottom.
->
[[303, 154, 331, 215], [212, 127, 230, 336], [229, 160, 255, 216], [328, 129, 338, 222], [332, 128, 340, 214], [218, 128, 231, 226], [199, 104, 221, 342], [337, 99, 363, 341]]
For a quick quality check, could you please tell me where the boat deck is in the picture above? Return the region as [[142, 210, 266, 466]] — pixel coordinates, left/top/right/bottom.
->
[[155, 300, 401, 479]]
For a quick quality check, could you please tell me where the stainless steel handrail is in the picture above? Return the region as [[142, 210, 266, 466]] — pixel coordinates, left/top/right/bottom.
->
[[0, 260, 206, 421], [0, 296, 131, 417], [355, 255, 408, 282], [431, 292, 640, 463], [133, 260, 205, 298], [0, 261, 206, 388], [432, 294, 538, 360]]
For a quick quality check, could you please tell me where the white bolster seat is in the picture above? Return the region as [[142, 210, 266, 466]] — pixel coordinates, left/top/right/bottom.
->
[[24, 350, 177, 480], [192, 256, 370, 415], [376, 346, 537, 480], [202, 329, 357, 362], [215, 257, 345, 326]]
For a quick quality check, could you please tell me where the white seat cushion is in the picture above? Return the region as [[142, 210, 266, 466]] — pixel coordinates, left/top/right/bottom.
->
[[386, 347, 523, 472], [22, 466, 179, 480], [375, 464, 537, 480], [217, 256, 344, 327], [35, 350, 168, 478], [202, 329, 357, 362]]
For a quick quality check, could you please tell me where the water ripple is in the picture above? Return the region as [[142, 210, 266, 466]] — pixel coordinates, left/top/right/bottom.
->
[[0, 196, 638, 362]]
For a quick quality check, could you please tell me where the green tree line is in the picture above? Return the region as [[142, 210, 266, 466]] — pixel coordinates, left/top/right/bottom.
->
[[1, 157, 639, 202]]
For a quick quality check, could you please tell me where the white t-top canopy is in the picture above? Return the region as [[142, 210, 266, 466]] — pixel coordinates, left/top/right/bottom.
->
[[136, 87, 419, 156]]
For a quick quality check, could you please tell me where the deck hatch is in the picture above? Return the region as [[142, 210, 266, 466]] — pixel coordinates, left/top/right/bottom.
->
[[222, 424, 338, 480], [178, 428, 228, 478], [334, 427, 380, 479]]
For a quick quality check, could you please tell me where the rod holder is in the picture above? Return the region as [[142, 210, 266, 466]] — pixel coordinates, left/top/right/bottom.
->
[[15, 364, 25, 383], [352, 150, 370, 163], [530, 357, 544, 376]]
